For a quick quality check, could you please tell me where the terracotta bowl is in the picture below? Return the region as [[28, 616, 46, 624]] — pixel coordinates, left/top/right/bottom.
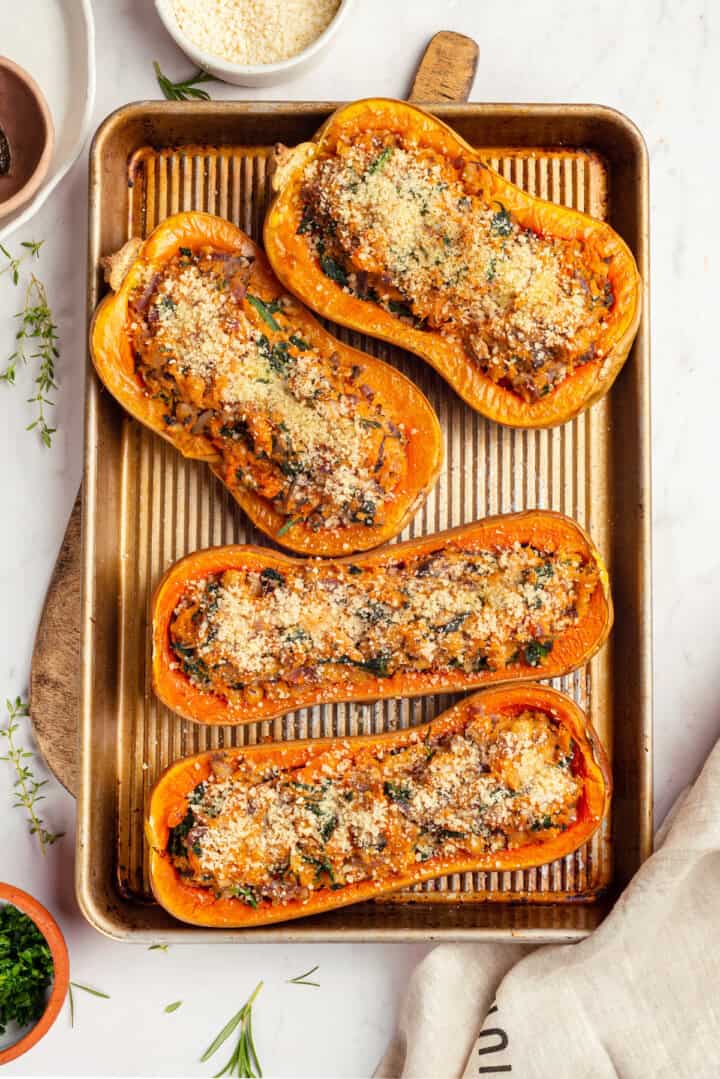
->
[[0, 58, 55, 220], [0, 883, 69, 1065]]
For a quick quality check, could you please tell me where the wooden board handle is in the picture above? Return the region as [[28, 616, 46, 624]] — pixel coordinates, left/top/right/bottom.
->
[[29, 490, 81, 795], [408, 31, 479, 103]]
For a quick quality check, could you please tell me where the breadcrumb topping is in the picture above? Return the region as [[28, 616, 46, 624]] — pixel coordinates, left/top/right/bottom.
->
[[169, 540, 598, 710], [128, 246, 406, 533], [166, 707, 582, 907], [299, 135, 616, 401]]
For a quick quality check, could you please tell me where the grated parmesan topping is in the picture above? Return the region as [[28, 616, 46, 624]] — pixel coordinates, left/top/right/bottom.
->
[[172, 0, 341, 67], [169, 540, 598, 709], [299, 136, 615, 401], [128, 247, 406, 532], [166, 707, 582, 907]]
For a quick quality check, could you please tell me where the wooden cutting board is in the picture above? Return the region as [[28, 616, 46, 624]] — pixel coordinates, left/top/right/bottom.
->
[[28, 31, 479, 797]]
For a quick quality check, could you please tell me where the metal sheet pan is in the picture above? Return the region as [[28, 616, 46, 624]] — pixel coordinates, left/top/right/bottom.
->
[[77, 102, 651, 941]]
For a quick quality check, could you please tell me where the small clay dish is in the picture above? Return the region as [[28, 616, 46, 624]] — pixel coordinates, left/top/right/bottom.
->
[[0, 58, 55, 220], [0, 883, 69, 1065]]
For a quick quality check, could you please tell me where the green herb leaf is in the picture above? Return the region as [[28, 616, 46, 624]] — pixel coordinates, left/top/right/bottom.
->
[[68, 981, 110, 1029], [153, 61, 213, 102], [490, 203, 513, 238], [167, 807, 196, 858], [70, 982, 110, 999], [287, 964, 320, 987], [289, 333, 310, 351], [148, 943, 169, 952], [524, 639, 553, 667], [247, 294, 283, 332], [438, 612, 469, 634], [228, 885, 259, 909], [384, 780, 412, 805], [358, 650, 391, 677], [368, 146, 393, 174], [165, 1000, 183, 1013], [319, 255, 348, 287], [531, 815, 554, 831], [200, 981, 263, 1078], [276, 516, 301, 538]]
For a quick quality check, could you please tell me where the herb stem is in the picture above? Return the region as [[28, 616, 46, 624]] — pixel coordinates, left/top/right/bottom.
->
[[287, 964, 320, 987], [1, 262, 60, 447], [201, 981, 263, 1078], [154, 61, 213, 101], [0, 696, 64, 853], [0, 240, 42, 284], [67, 982, 109, 1029]]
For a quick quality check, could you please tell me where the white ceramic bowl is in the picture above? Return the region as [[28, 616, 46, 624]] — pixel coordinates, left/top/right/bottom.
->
[[155, 0, 354, 88], [0, 0, 95, 241]]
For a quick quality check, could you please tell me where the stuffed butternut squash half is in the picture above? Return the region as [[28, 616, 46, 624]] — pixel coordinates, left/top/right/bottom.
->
[[152, 510, 612, 726], [90, 212, 442, 555], [146, 683, 611, 927], [265, 99, 642, 428]]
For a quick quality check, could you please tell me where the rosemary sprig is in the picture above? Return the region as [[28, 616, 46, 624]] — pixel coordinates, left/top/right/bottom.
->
[[201, 981, 263, 1078], [1, 263, 59, 448], [0, 240, 42, 284], [287, 964, 320, 987], [154, 61, 213, 101], [68, 981, 110, 1029], [0, 697, 64, 854]]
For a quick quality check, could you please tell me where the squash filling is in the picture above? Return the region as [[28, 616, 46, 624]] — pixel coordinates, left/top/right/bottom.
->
[[299, 136, 616, 402], [166, 707, 582, 906], [128, 245, 408, 533], [169, 541, 598, 709]]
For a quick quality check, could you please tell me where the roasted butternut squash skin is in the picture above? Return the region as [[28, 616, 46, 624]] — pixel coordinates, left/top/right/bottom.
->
[[90, 211, 442, 555], [265, 98, 642, 429], [146, 683, 611, 928], [152, 510, 612, 727]]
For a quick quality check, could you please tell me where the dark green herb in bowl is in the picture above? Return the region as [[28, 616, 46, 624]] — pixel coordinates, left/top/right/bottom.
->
[[0, 904, 54, 1037]]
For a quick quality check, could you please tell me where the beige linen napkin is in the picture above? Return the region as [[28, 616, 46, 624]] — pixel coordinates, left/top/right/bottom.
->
[[377, 739, 720, 1079]]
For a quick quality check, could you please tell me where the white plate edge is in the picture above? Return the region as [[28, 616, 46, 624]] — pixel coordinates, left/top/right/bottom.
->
[[0, 0, 96, 242]]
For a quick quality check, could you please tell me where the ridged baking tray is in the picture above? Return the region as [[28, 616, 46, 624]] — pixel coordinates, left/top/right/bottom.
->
[[77, 102, 651, 941]]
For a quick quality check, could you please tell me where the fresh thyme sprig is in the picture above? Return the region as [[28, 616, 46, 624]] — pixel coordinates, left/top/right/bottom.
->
[[201, 981, 263, 1078], [287, 964, 320, 987], [19, 275, 59, 447], [68, 981, 110, 1028], [1, 242, 59, 447], [0, 696, 64, 854], [0, 240, 42, 284], [154, 61, 213, 101]]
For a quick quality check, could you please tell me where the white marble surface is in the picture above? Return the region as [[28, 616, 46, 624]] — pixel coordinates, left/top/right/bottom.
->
[[0, 0, 718, 1075]]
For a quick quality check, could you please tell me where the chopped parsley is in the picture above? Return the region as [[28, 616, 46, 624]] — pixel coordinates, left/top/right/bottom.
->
[[0, 904, 54, 1035], [524, 639, 554, 667], [490, 203, 513, 237], [319, 255, 348, 287]]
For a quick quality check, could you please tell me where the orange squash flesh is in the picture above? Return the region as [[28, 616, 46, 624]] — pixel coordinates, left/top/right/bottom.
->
[[89, 211, 443, 556], [152, 509, 612, 727], [264, 98, 642, 429], [145, 683, 611, 928]]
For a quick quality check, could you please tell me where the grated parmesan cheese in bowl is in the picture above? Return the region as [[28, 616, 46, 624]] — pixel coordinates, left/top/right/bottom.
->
[[155, 0, 352, 87]]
